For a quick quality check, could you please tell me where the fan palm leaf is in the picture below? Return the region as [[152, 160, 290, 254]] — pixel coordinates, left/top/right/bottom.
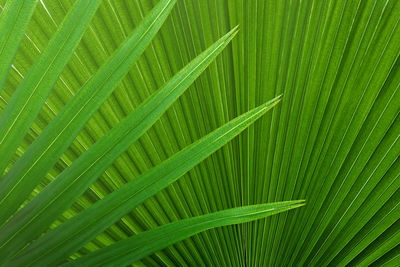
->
[[0, 0, 399, 266]]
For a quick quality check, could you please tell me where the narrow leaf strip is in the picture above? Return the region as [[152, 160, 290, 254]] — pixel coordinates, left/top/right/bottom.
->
[[64, 201, 305, 267], [0, 0, 176, 227], [0, 0, 38, 91], [9, 95, 281, 266], [0, 0, 102, 176], [0, 26, 238, 262]]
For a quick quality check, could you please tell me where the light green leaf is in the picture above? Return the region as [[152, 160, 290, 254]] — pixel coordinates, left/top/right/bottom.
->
[[0, 0, 102, 176], [1, 0, 399, 265], [9, 95, 281, 267], [0, 0, 176, 228], [0, 0, 38, 91], [64, 201, 304, 267], [0, 25, 238, 262]]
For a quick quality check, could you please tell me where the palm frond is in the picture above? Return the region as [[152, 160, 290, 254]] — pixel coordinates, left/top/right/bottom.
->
[[0, 0, 399, 266], [63, 201, 305, 267], [0, 0, 37, 91]]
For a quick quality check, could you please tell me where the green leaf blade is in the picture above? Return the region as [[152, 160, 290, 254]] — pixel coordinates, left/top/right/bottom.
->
[[0, 0, 102, 176], [0, 0, 38, 91], [64, 201, 304, 267], [0, 0, 176, 228], [0, 25, 237, 262], [10, 95, 280, 266]]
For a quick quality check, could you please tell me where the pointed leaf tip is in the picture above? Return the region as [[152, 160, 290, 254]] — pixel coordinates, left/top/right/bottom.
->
[[218, 25, 239, 45], [61, 201, 304, 266]]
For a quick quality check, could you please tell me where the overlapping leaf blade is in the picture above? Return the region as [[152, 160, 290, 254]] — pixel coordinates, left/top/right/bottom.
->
[[9, 95, 281, 266], [0, 0, 399, 265], [0, 0, 38, 91], [64, 201, 304, 267], [0, 0, 176, 228], [0, 25, 238, 262], [0, 0, 102, 176]]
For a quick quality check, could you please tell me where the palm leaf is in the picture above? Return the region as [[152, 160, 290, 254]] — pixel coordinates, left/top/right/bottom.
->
[[63, 201, 305, 267], [0, 0, 37, 91], [0, 0, 102, 175], [0, 0, 399, 266], [0, 0, 176, 227], [0, 24, 237, 260], [7, 96, 281, 266]]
